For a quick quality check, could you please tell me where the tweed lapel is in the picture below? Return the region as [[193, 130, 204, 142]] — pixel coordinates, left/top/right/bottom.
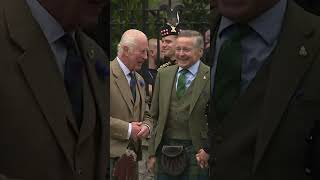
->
[[253, 1, 318, 171], [4, 0, 75, 169], [189, 62, 210, 114], [111, 60, 134, 115], [75, 32, 108, 144], [135, 72, 145, 120], [159, 65, 178, 125]]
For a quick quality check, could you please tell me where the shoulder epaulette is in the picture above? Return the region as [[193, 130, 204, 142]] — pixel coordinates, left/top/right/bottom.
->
[[157, 62, 172, 71]]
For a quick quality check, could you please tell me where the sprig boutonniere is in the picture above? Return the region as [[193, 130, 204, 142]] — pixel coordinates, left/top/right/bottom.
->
[[139, 79, 145, 87], [95, 59, 109, 80]]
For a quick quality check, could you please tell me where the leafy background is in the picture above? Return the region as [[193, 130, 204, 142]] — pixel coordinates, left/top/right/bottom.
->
[[110, 0, 210, 59]]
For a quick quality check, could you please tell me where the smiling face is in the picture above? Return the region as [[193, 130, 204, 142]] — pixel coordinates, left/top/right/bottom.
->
[[161, 35, 177, 60], [40, 0, 106, 31], [175, 37, 203, 69], [127, 37, 148, 71], [119, 30, 148, 71]]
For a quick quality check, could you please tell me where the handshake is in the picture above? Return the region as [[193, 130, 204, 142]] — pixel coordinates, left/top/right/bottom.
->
[[130, 121, 150, 142]]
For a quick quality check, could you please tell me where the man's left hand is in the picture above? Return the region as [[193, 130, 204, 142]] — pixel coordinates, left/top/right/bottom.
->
[[196, 149, 210, 169], [137, 124, 150, 139]]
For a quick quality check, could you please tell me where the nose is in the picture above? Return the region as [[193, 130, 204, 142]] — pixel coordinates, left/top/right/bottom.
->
[[142, 51, 148, 60], [162, 42, 167, 48], [176, 49, 185, 56]]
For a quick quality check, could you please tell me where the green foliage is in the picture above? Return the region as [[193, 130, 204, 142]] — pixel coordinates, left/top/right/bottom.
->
[[110, 0, 210, 59], [179, 0, 210, 32]]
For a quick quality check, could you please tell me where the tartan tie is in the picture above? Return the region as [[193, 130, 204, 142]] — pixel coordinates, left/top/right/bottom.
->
[[129, 72, 137, 101], [214, 24, 251, 119], [176, 69, 189, 98], [63, 34, 83, 128]]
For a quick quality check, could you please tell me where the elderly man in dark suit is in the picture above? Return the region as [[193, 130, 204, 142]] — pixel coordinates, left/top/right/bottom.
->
[[208, 0, 320, 179], [0, 0, 108, 179]]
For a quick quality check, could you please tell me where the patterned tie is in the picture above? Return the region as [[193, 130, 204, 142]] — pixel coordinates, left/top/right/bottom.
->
[[129, 72, 137, 101], [214, 24, 251, 119], [63, 34, 84, 128], [176, 69, 189, 99]]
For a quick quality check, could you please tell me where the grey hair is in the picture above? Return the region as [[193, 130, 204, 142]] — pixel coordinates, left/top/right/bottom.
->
[[177, 30, 204, 49], [117, 29, 146, 56]]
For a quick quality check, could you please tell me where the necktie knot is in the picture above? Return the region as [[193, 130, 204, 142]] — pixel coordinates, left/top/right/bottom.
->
[[62, 34, 75, 47], [180, 69, 189, 75], [61, 33, 79, 56], [230, 24, 251, 41], [129, 72, 135, 79]]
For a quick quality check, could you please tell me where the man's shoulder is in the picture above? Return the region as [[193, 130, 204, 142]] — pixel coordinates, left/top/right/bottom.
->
[[110, 58, 118, 67], [157, 64, 178, 74], [200, 61, 210, 68], [110, 59, 121, 78], [288, 1, 320, 27], [290, 2, 320, 49]]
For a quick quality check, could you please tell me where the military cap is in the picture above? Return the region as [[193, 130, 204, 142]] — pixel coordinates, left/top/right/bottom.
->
[[160, 23, 181, 37]]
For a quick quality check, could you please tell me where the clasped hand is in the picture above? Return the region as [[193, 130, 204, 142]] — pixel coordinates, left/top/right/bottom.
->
[[130, 121, 150, 141]]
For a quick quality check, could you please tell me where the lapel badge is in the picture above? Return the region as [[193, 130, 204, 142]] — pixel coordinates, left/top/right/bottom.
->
[[88, 49, 95, 59], [203, 76, 206, 80], [299, 46, 308, 57]]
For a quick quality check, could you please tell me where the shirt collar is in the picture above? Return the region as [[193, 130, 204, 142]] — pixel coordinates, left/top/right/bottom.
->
[[218, 0, 287, 45], [178, 60, 200, 76], [26, 0, 65, 44], [117, 57, 131, 76]]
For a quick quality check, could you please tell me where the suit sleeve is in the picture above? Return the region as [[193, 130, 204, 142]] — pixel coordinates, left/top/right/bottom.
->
[[110, 116, 130, 140], [148, 72, 161, 156], [141, 103, 153, 132]]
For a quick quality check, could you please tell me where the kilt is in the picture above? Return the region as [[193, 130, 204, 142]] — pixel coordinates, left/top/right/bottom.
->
[[154, 139, 209, 180]]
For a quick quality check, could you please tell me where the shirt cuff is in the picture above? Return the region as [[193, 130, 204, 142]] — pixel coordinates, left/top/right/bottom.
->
[[127, 123, 132, 139]]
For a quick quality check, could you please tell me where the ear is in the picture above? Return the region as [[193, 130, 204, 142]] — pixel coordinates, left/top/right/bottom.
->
[[199, 48, 204, 57], [123, 46, 130, 56], [149, 49, 155, 56]]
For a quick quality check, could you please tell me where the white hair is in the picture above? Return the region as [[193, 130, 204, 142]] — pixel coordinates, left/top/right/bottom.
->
[[117, 29, 147, 56]]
